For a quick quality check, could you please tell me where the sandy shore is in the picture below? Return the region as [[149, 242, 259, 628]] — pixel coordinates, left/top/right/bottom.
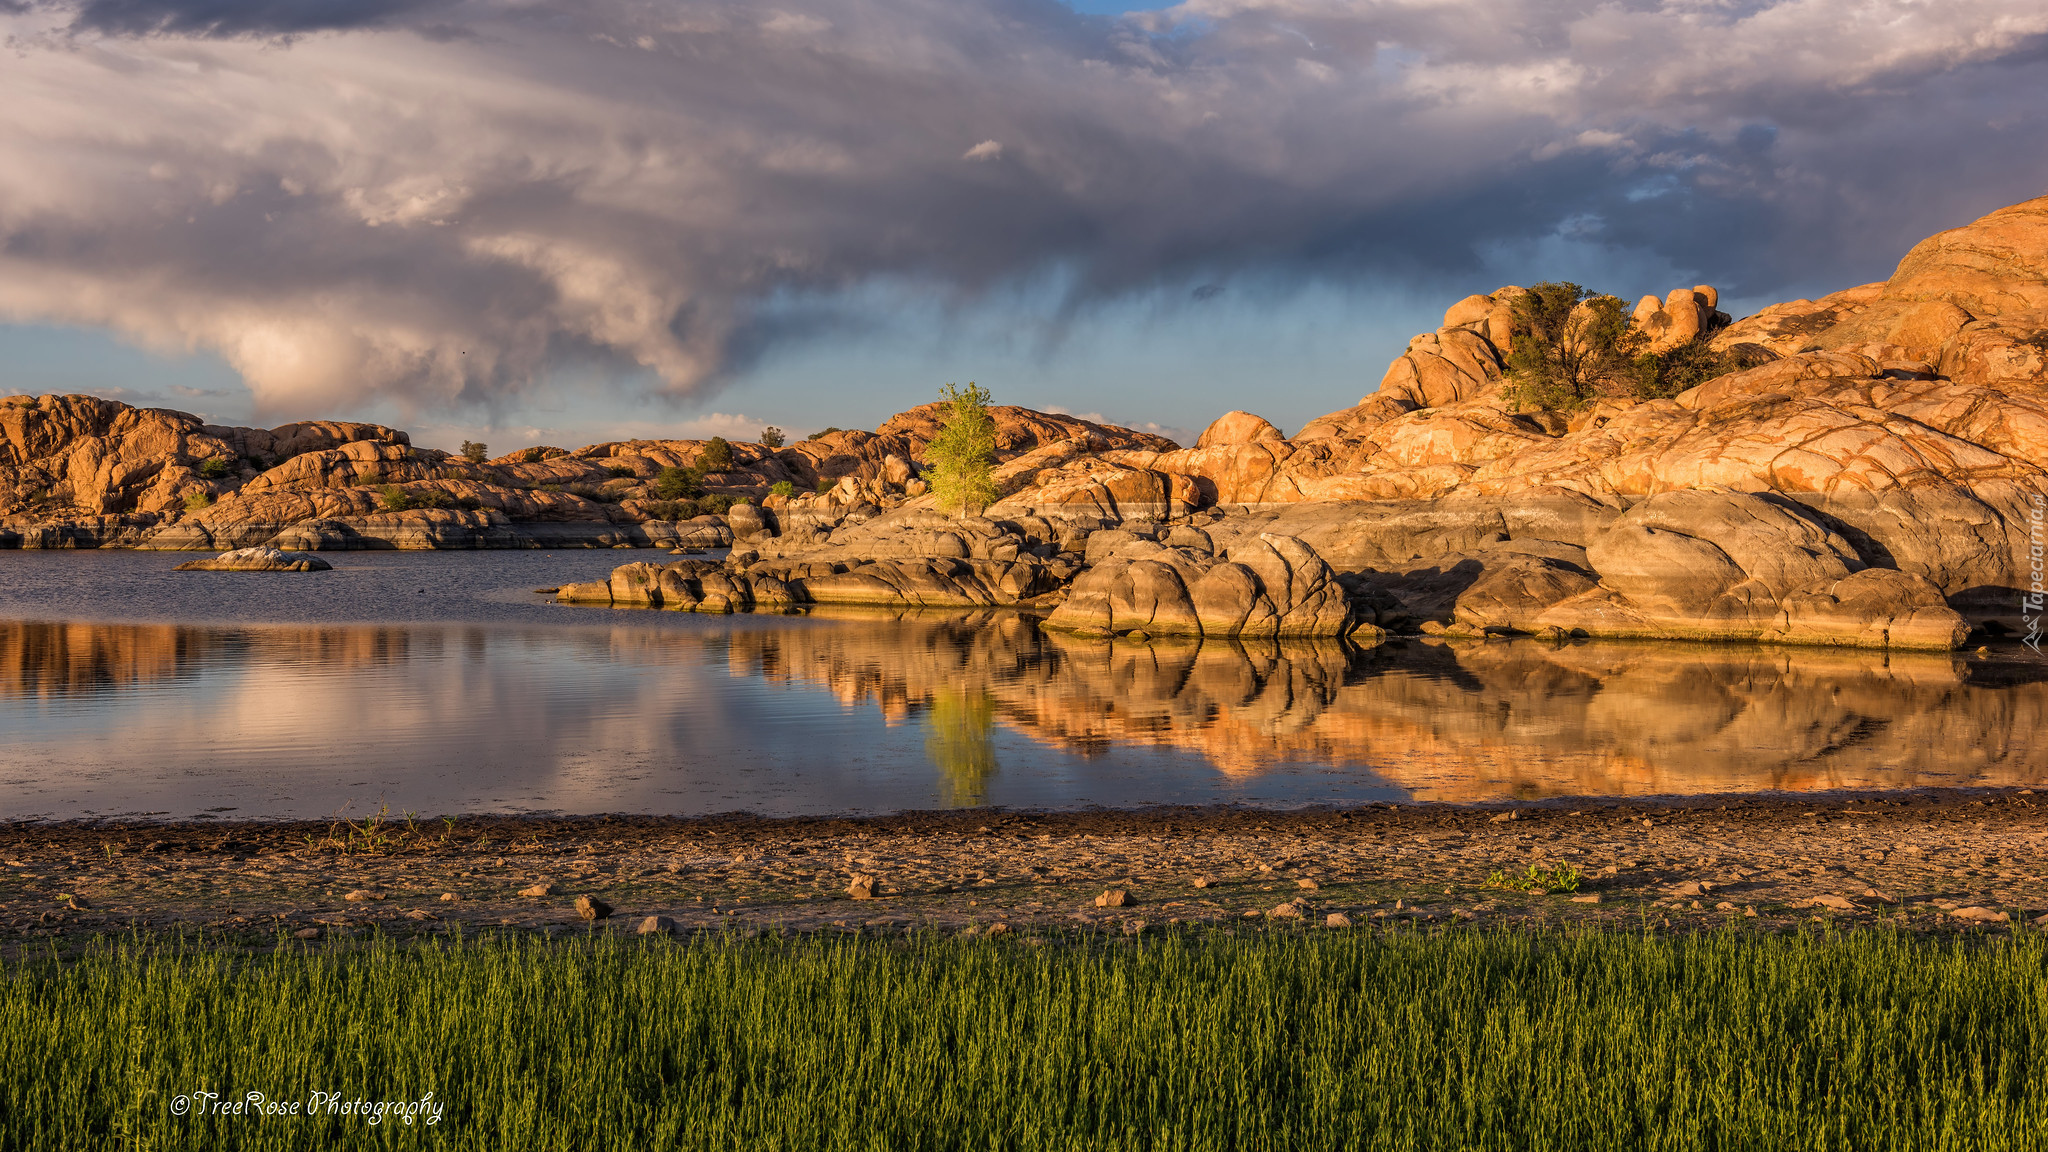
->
[[5, 789, 2044, 952]]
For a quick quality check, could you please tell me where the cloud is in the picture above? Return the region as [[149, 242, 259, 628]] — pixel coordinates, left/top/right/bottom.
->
[[0, 0, 2044, 419]]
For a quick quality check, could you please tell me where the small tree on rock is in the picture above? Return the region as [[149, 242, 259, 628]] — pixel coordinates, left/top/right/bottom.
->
[[1500, 282, 1641, 413], [759, 426, 785, 449], [698, 436, 735, 473], [925, 382, 998, 518], [460, 440, 488, 464]]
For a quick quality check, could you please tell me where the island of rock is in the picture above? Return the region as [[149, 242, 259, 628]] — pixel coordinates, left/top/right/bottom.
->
[[9, 195, 2048, 650]]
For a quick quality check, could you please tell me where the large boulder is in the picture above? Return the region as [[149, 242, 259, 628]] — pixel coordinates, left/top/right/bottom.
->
[[1194, 411, 1285, 449], [1045, 534, 1353, 638], [1532, 491, 1970, 649]]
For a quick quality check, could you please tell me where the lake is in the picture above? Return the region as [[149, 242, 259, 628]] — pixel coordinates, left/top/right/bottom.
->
[[2, 550, 2043, 820]]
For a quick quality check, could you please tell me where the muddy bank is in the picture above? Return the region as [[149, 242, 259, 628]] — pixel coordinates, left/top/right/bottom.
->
[[5, 790, 2044, 953]]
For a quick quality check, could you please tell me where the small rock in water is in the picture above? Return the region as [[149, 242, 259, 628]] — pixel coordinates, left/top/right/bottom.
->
[[1095, 889, 1132, 908], [518, 883, 553, 898], [1325, 912, 1354, 928], [847, 875, 878, 900], [574, 895, 613, 921], [637, 915, 678, 936], [174, 547, 333, 572]]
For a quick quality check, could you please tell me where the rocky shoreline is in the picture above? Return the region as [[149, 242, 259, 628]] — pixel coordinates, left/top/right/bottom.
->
[[4, 791, 2043, 954]]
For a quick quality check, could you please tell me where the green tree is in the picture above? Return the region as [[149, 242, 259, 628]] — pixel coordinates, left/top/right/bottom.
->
[[196, 457, 232, 479], [698, 437, 735, 473], [459, 440, 489, 464], [770, 480, 796, 499], [1501, 283, 1642, 413], [759, 426, 785, 449], [925, 382, 998, 517]]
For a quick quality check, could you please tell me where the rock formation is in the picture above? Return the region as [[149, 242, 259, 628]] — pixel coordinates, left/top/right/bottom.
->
[[172, 547, 332, 572]]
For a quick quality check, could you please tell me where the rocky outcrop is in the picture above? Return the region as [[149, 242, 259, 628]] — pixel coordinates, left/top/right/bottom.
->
[[557, 555, 1071, 612], [1, 392, 1173, 551], [172, 547, 332, 572]]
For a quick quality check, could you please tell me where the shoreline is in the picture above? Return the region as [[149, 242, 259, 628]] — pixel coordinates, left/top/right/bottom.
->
[[7, 788, 2042, 954]]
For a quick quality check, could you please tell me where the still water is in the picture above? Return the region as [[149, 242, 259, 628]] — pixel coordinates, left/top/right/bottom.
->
[[2, 550, 2044, 820]]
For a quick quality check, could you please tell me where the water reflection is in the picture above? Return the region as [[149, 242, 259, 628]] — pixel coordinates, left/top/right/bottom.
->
[[1, 615, 2044, 819]]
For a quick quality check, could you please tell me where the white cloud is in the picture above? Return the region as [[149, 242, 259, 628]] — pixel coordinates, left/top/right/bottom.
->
[[962, 139, 1004, 162]]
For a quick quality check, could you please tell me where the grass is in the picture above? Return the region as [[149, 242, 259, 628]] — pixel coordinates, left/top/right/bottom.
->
[[5, 926, 2047, 1150]]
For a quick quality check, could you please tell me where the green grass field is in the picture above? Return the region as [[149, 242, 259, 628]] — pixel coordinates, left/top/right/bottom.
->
[[4, 926, 2046, 1150]]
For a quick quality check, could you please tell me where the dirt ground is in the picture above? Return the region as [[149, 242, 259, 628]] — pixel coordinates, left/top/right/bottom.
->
[[5, 789, 2045, 953]]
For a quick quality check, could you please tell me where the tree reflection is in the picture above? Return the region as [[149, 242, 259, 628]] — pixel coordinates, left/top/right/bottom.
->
[[925, 687, 998, 806]]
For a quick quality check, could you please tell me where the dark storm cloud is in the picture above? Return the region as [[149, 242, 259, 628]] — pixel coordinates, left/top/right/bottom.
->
[[0, 0, 2044, 415], [67, 0, 453, 35]]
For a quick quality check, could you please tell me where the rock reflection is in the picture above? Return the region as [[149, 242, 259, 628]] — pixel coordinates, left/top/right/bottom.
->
[[730, 615, 2048, 800], [5, 617, 2046, 807]]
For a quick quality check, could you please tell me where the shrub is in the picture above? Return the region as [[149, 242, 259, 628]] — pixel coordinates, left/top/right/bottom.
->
[[606, 464, 636, 479], [182, 490, 213, 512], [1630, 337, 1743, 401], [760, 426, 786, 449], [804, 427, 842, 441], [698, 436, 735, 474], [196, 457, 232, 479], [540, 483, 564, 493], [770, 480, 796, 499], [1487, 863, 1583, 893], [644, 499, 700, 521], [926, 381, 999, 517], [519, 447, 546, 464], [1500, 282, 1641, 413], [460, 440, 489, 464], [377, 484, 411, 512], [357, 470, 384, 487], [815, 477, 834, 494], [654, 466, 700, 501]]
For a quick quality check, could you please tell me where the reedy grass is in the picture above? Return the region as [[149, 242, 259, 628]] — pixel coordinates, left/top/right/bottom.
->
[[4, 926, 2047, 1150]]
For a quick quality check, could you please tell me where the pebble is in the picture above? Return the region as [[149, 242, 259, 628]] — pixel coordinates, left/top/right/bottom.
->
[[1095, 889, 1132, 908], [344, 890, 379, 903], [1191, 876, 1213, 889], [1569, 894, 1601, 904], [846, 875, 877, 900], [1325, 912, 1353, 928], [518, 883, 552, 898], [292, 927, 321, 940], [1268, 902, 1303, 919], [439, 892, 459, 903], [574, 895, 613, 921], [637, 915, 677, 936], [1295, 878, 1320, 891]]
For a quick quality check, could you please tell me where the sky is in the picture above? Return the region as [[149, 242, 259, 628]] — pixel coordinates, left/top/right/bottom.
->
[[1, 1, 2046, 452]]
